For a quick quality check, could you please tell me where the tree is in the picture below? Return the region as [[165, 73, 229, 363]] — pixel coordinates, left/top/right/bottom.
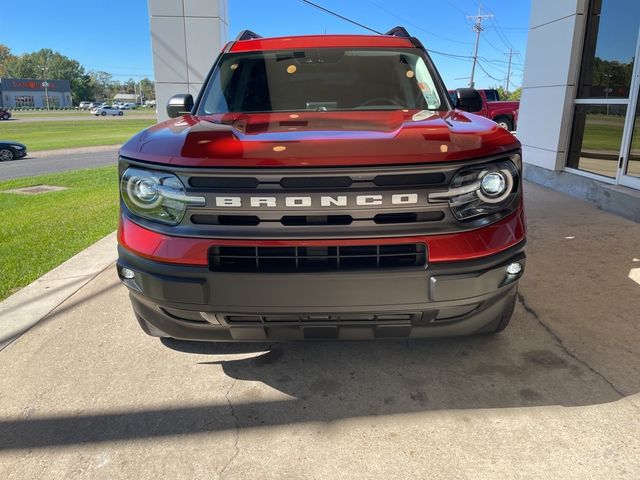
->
[[4, 49, 92, 105], [139, 78, 155, 101], [492, 85, 521, 101], [88, 70, 116, 100], [0, 44, 16, 77]]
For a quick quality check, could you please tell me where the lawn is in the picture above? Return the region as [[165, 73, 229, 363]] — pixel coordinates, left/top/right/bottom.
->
[[0, 166, 119, 300], [0, 118, 155, 151]]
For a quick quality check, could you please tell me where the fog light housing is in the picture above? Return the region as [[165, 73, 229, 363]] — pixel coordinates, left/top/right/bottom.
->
[[506, 262, 522, 275], [120, 267, 135, 279]]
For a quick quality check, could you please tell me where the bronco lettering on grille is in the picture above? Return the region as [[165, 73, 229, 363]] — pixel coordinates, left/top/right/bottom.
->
[[214, 194, 421, 208]]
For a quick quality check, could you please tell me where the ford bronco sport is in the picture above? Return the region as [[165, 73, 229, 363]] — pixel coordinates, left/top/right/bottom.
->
[[117, 28, 526, 341]]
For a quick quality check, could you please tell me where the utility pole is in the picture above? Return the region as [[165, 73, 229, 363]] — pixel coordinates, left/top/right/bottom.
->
[[40, 65, 50, 110], [467, 5, 493, 88], [505, 48, 514, 95]]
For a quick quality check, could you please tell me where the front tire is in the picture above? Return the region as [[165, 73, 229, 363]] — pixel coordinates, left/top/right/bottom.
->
[[495, 116, 514, 131], [0, 148, 15, 161], [101, 111, 107, 116], [118, 111, 123, 116], [1, 114, 9, 120]]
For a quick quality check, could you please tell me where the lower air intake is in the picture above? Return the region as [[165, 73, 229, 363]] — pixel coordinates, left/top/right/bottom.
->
[[209, 243, 427, 272]]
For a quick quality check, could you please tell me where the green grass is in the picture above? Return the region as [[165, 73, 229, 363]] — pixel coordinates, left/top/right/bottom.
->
[[0, 118, 154, 151], [581, 114, 640, 152], [0, 166, 119, 300]]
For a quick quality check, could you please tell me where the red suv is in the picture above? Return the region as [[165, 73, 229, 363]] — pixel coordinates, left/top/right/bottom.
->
[[0, 109, 11, 121], [117, 28, 526, 342]]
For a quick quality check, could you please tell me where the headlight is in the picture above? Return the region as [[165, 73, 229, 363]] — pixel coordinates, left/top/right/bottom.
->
[[11, 145, 24, 150], [120, 167, 205, 225], [429, 157, 520, 221]]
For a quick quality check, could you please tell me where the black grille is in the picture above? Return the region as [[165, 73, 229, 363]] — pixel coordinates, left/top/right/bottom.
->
[[209, 243, 427, 272], [224, 313, 417, 325]]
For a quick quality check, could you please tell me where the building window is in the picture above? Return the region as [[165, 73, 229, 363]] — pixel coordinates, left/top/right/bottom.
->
[[568, 0, 640, 178], [15, 95, 35, 108], [567, 104, 626, 177], [46, 96, 60, 108]]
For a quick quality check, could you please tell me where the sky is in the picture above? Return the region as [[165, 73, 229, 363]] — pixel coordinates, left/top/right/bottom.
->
[[0, 0, 530, 90]]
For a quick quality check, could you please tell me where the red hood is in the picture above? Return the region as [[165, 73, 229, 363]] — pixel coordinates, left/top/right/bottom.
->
[[119, 110, 520, 167]]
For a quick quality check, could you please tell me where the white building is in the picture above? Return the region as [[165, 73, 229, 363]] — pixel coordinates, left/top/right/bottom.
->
[[518, 0, 640, 221]]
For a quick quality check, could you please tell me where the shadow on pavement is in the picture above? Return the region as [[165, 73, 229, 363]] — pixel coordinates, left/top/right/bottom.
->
[[0, 332, 628, 450]]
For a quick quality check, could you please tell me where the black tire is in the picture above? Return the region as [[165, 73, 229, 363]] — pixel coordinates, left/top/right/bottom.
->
[[476, 290, 517, 335], [494, 116, 514, 131], [118, 111, 123, 116], [101, 111, 107, 116], [1, 114, 9, 120], [0, 148, 14, 161]]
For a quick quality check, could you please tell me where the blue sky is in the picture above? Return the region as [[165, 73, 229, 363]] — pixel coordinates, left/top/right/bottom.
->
[[1, 0, 530, 89]]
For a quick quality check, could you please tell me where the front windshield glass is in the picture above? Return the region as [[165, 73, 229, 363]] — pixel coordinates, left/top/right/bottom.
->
[[199, 48, 444, 114]]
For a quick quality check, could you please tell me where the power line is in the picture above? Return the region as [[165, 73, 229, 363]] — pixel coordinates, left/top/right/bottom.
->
[[367, 0, 472, 45], [445, 0, 468, 15], [297, 0, 518, 82], [298, 0, 382, 34], [475, 60, 502, 82]]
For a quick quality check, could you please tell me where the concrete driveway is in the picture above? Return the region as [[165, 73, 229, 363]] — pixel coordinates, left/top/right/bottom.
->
[[1, 183, 639, 479]]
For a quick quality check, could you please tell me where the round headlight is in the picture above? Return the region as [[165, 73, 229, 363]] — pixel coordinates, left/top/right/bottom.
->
[[477, 169, 514, 204], [481, 172, 506, 196], [121, 167, 188, 225], [134, 178, 159, 202]]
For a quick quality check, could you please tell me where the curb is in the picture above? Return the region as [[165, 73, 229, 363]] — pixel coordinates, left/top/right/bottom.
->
[[0, 232, 118, 351]]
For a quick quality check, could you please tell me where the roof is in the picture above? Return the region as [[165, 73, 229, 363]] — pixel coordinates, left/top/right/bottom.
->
[[229, 34, 415, 53]]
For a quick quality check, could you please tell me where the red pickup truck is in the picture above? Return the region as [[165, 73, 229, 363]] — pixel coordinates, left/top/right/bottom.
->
[[449, 89, 519, 131]]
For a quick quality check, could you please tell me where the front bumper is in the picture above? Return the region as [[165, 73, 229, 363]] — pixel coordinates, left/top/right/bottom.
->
[[118, 241, 525, 341]]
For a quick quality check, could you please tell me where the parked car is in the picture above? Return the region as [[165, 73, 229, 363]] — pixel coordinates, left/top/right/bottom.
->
[[79, 101, 92, 110], [117, 27, 526, 342], [89, 102, 103, 109], [120, 103, 136, 110], [449, 88, 519, 131], [0, 141, 27, 161], [0, 109, 11, 121], [91, 105, 124, 116]]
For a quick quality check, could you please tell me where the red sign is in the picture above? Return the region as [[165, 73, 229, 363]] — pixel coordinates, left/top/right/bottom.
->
[[10, 80, 56, 90]]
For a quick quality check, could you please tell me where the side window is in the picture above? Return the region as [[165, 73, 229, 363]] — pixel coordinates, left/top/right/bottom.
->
[[484, 89, 499, 102]]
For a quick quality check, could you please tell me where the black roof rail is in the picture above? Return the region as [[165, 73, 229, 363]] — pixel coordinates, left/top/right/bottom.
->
[[384, 26, 411, 38], [236, 30, 262, 41]]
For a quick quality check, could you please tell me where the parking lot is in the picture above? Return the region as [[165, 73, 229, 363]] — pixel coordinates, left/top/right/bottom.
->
[[1, 182, 639, 479]]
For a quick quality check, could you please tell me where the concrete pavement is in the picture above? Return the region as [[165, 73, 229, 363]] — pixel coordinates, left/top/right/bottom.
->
[[0, 183, 639, 479], [0, 145, 119, 180]]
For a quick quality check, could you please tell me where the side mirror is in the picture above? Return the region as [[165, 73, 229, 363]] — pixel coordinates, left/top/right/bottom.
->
[[166, 94, 194, 118], [454, 88, 483, 113]]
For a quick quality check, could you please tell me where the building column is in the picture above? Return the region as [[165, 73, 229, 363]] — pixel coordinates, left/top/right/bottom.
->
[[148, 0, 229, 122], [517, 0, 587, 171]]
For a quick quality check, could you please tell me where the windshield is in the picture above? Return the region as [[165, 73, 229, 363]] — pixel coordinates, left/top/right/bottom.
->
[[199, 48, 444, 114]]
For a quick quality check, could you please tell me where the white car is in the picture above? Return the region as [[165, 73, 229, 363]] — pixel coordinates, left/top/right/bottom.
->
[[91, 106, 124, 116], [119, 103, 136, 110], [78, 101, 92, 110]]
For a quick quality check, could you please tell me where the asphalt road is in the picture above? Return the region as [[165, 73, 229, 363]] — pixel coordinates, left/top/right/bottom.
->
[[0, 146, 119, 181]]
